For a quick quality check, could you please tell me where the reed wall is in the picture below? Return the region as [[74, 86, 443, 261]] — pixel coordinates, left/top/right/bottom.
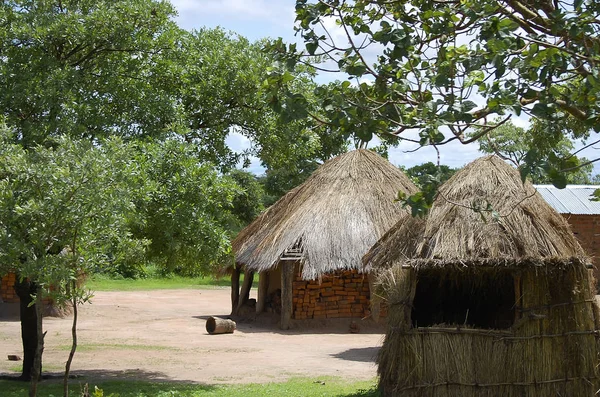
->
[[378, 264, 600, 396]]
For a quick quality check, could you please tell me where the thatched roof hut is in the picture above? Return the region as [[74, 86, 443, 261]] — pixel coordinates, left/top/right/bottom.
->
[[232, 149, 418, 328], [365, 155, 600, 396]]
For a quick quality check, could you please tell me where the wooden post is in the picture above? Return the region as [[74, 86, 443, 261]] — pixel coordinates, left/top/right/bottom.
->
[[231, 264, 242, 315], [280, 262, 294, 330], [237, 269, 254, 313], [256, 271, 269, 314], [368, 272, 381, 323]]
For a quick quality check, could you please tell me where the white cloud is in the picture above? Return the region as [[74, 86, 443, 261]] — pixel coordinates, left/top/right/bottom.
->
[[225, 131, 266, 174], [170, 0, 296, 33], [225, 131, 251, 152]]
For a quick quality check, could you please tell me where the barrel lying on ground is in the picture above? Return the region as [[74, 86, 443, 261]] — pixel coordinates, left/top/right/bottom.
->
[[206, 316, 236, 334]]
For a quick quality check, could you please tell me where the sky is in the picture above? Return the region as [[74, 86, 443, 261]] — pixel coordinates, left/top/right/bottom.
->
[[169, 0, 597, 176]]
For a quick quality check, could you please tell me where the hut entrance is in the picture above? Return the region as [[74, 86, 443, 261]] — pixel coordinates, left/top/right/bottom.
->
[[411, 269, 515, 330]]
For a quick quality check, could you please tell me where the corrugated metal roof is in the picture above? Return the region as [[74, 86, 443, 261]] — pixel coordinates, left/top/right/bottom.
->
[[534, 185, 600, 215]]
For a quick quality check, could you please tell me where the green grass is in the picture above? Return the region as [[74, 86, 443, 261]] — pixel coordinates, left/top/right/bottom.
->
[[86, 274, 236, 292], [0, 377, 379, 396]]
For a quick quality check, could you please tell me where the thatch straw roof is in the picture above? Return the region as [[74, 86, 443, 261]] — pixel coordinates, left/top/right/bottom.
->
[[364, 155, 587, 269], [233, 149, 418, 280]]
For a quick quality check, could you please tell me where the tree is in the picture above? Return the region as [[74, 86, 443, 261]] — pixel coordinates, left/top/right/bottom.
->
[[403, 163, 458, 189], [227, 169, 267, 232], [0, 127, 137, 396], [267, 0, 600, 190], [395, 162, 459, 216], [178, 29, 350, 170], [476, 120, 596, 185], [129, 139, 238, 277], [258, 162, 320, 207], [0, 2, 284, 389], [0, 3, 184, 392], [0, 3, 348, 391], [0, 0, 183, 148]]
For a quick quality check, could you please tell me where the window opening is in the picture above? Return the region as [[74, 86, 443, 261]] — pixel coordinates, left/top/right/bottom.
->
[[411, 270, 515, 330]]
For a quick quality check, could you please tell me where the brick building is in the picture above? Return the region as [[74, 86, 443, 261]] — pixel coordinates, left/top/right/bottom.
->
[[1, 272, 18, 303], [536, 185, 600, 286]]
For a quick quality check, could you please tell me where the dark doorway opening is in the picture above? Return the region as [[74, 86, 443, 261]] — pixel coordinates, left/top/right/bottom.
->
[[411, 269, 515, 330]]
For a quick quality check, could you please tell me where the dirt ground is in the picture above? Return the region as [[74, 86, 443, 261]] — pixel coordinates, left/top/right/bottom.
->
[[0, 288, 383, 384]]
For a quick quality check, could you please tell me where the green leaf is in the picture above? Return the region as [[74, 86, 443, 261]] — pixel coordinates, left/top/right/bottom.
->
[[306, 41, 318, 55], [462, 100, 478, 112]]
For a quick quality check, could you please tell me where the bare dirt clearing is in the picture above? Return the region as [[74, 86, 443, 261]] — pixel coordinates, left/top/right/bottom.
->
[[0, 288, 383, 384]]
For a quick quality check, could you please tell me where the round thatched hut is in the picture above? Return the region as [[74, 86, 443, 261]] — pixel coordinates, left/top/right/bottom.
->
[[364, 155, 600, 396], [232, 149, 418, 329]]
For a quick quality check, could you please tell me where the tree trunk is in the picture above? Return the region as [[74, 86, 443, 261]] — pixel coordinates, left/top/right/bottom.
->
[[14, 278, 41, 382], [64, 280, 78, 397], [29, 291, 44, 397], [280, 262, 294, 330], [236, 269, 254, 313], [230, 264, 241, 315], [256, 271, 269, 314]]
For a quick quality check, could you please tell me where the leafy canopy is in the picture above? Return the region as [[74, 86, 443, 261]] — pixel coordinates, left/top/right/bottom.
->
[[0, 0, 183, 147], [0, 126, 138, 301], [475, 120, 596, 186], [266, 0, 600, 194], [130, 139, 238, 276]]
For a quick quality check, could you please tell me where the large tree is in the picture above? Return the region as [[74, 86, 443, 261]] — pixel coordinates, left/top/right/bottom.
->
[[0, 0, 184, 147], [267, 0, 600, 191], [130, 139, 239, 276], [0, 128, 138, 395], [0, 1, 286, 391], [0, 2, 184, 390]]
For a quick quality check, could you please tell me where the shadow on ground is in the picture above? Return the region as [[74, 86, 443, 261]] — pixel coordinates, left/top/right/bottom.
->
[[0, 373, 218, 397], [1, 368, 215, 384], [193, 313, 386, 336], [0, 302, 20, 322], [332, 347, 379, 363]]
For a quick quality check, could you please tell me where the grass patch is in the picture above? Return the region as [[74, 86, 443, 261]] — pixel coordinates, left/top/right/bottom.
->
[[0, 377, 379, 396], [86, 274, 236, 292]]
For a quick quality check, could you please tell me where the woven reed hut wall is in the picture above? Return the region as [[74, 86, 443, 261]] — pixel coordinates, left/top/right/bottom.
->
[[365, 156, 600, 396], [232, 149, 417, 328]]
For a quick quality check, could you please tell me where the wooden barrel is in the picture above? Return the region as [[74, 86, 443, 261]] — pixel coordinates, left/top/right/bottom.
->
[[206, 316, 236, 334]]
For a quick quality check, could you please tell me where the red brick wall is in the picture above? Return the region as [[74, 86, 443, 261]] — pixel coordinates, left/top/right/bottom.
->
[[1, 272, 18, 303], [292, 269, 381, 320], [563, 214, 600, 284]]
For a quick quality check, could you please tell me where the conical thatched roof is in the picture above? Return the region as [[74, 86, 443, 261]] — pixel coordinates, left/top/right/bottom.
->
[[233, 149, 418, 280], [364, 155, 587, 269]]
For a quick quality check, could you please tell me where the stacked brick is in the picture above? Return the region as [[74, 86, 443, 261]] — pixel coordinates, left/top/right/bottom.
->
[[564, 214, 600, 284], [1, 272, 18, 303], [292, 270, 371, 320]]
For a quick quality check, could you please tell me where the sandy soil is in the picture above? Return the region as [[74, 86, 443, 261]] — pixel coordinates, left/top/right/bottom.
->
[[0, 288, 383, 384]]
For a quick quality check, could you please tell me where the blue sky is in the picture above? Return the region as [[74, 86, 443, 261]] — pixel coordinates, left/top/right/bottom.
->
[[169, 0, 598, 176]]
